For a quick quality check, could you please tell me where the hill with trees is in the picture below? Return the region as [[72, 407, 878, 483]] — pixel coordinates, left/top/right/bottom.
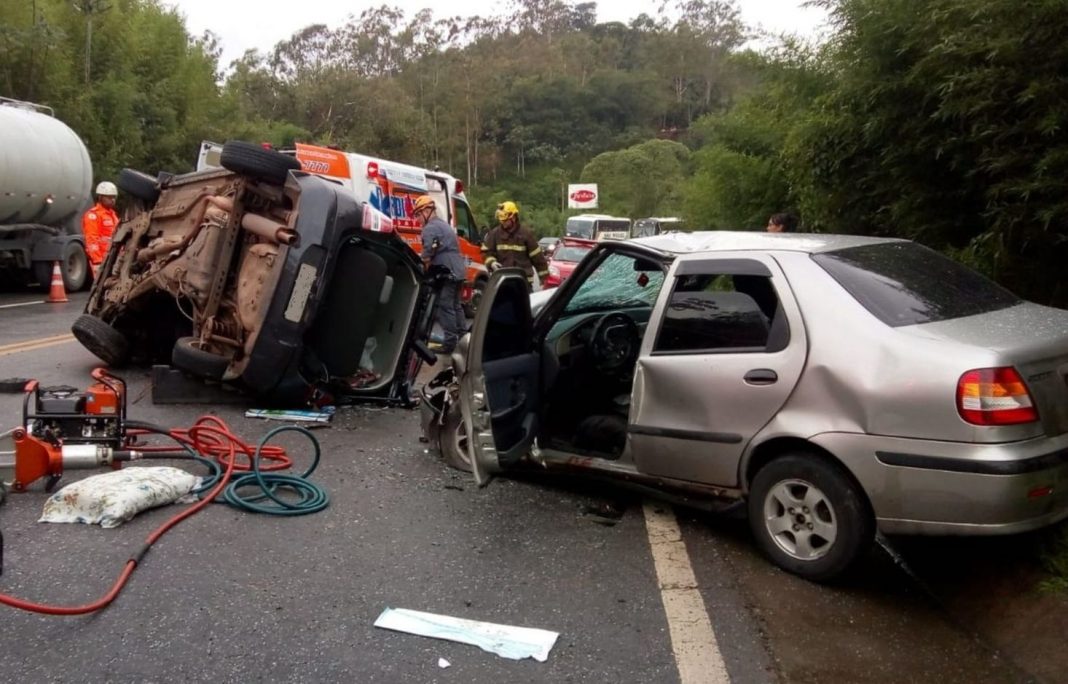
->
[[2, 0, 1066, 304]]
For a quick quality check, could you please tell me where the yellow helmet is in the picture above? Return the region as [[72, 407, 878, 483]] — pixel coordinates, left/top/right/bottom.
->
[[412, 195, 436, 214], [495, 201, 519, 222]]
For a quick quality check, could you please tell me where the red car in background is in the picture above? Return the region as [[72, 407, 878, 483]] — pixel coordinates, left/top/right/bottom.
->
[[544, 238, 595, 288]]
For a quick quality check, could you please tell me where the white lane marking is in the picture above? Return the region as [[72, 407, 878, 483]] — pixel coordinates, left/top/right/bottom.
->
[[0, 300, 42, 310], [644, 502, 730, 684]]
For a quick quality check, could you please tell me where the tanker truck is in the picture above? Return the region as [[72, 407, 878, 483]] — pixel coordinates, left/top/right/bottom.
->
[[0, 97, 92, 291]]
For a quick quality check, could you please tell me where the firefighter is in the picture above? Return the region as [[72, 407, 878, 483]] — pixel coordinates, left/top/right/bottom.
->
[[481, 200, 549, 289], [82, 181, 119, 275]]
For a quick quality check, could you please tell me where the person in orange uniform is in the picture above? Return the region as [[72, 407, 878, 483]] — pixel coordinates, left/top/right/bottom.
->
[[82, 181, 119, 275]]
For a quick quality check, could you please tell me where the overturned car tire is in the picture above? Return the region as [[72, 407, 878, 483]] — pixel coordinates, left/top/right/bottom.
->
[[220, 140, 301, 186], [171, 337, 231, 380], [117, 167, 160, 204], [72, 314, 130, 367]]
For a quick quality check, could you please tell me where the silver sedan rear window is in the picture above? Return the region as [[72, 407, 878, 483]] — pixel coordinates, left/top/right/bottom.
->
[[812, 242, 1020, 327]]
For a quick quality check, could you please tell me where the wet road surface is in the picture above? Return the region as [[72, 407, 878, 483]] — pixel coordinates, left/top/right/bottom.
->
[[0, 289, 1051, 683]]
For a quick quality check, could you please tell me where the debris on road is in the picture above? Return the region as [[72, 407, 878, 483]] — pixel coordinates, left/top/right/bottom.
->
[[580, 501, 627, 527], [437, 657, 451, 669], [245, 407, 335, 424], [374, 607, 559, 662]]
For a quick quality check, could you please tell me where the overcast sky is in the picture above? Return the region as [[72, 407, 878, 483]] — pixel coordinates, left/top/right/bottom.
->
[[169, 0, 829, 68]]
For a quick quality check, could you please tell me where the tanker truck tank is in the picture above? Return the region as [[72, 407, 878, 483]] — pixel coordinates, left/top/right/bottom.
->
[[0, 98, 93, 292]]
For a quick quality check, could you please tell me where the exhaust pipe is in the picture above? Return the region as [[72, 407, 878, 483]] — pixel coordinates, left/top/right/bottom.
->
[[241, 213, 298, 246]]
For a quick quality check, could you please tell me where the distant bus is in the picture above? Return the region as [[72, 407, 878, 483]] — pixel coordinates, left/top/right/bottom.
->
[[564, 214, 631, 241], [632, 217, 684, 238]]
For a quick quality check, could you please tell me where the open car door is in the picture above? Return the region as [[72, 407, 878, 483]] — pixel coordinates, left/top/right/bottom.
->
[[460, 269, 540, 485]]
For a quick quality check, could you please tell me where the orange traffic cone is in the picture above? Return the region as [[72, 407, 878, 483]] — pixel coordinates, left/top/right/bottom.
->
[[44, 261, 69, 303]]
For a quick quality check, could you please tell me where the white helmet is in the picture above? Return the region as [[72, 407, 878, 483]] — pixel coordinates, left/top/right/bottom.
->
[[95, 181, 118, 197]]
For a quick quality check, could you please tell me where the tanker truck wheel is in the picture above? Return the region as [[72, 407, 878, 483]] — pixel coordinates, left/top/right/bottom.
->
[[117, 167, 160, 204], [220, 140, 301, 186], [72, 314, 130, 366], [33, 242, 88, 292]]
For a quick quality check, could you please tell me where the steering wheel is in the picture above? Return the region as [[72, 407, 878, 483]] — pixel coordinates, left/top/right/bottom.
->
[[590, 312, 640, 374]]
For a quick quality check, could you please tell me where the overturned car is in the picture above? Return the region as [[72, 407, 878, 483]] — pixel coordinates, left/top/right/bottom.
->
[[72, 141, 436, 405]]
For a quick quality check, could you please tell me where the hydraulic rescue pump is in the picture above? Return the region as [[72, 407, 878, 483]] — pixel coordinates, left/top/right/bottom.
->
[[5, 368, 142, 493]]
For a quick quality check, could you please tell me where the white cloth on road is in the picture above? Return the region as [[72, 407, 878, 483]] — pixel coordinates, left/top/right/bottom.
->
[[374, 607, 559, 662]]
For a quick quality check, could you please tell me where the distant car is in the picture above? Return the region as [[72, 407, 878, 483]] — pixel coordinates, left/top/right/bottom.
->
[[456, 232, 1068, 581], [544, 238, 595, 288], [538, 236, 560, 257], [72, 140, 437, 405]]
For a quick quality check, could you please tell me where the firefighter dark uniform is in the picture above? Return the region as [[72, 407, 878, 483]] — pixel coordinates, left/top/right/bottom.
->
[[481, 201, 548, 287]]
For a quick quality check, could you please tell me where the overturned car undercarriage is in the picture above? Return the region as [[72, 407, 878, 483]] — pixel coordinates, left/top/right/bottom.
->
[[72, 141, 437, 406]]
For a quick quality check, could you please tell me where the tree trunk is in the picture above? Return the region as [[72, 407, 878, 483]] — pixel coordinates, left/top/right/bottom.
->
[[465, 111, 472, 187], [85, 15, 93, 85]]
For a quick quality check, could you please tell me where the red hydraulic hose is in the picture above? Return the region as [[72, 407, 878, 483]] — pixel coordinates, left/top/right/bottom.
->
[[0, 416, 268, 615], [127, 415, 293, 472]]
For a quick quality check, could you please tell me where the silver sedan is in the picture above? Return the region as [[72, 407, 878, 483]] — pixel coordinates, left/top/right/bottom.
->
[[455, 232, 1068, 581]]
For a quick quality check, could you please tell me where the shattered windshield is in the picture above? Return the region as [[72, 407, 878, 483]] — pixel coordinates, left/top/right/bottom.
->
[[563, 251, 666, 316]]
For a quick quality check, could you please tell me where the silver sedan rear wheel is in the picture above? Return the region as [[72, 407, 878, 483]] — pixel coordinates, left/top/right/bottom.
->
[[762, 478, 838, 562], [748, 454, 874, 582]]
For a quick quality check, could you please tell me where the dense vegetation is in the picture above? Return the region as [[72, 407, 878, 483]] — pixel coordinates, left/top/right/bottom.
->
[[3, 0, 1068, 307]]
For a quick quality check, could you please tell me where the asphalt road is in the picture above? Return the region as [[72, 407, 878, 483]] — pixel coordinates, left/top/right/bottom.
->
[[0, 288, 1044, 683]]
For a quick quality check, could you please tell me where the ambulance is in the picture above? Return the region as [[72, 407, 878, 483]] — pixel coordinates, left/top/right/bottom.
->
[[197, 141, 488, 316]]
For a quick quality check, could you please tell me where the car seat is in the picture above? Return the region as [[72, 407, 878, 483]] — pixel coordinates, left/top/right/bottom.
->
[[308, 246, 388, 377]]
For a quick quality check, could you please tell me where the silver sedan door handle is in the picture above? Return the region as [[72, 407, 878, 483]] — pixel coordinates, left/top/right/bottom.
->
[[744, 369, 778, 385]]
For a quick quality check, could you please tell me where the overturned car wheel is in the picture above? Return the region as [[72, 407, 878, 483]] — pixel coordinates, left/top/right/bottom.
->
[[72, 314, 130, 366], [172, 337, 231, 380], [117, 167, 160, 204], [220, 140, 301, 186]]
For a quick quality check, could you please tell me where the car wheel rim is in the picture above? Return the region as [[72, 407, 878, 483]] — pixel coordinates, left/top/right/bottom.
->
[[762, 478, 837, 562], [450, 413, 470, 465]]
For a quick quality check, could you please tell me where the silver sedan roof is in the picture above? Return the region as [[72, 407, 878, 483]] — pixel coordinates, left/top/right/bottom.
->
[[630, 231, 906, 256]]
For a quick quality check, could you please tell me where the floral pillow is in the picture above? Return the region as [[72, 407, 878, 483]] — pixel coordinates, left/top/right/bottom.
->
[[40, 467, 200, 528]]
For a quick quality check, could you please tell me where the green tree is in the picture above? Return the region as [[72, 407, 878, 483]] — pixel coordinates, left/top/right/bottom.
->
[[684, 45, 828, 229], [787, 0, 1068, 303], [1, 0, 231, 179], [580, 138, 691, 217]]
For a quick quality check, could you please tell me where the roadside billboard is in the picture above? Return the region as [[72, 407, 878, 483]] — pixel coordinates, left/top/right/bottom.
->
[[567, 183, 598, 209]]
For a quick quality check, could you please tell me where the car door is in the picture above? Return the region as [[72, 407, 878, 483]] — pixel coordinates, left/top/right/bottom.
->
[[629, 253, 808, 487], [459, 269, 540, 485]]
